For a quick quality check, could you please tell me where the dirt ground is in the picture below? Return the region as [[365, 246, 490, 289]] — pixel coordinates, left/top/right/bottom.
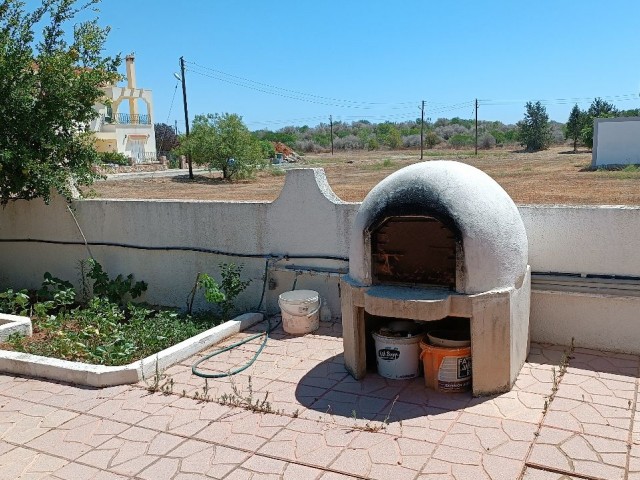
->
[[89, 146, 640, 205]]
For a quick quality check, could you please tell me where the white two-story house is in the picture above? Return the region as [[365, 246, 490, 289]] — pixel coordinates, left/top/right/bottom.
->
[[90, 54, 157, 163]]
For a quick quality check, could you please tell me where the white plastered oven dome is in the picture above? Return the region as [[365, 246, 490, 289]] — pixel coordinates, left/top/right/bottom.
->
[[349, 160, 528, 294]]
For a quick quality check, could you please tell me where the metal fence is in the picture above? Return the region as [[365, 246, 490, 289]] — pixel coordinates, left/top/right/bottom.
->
[[106, 113, 151, 125]]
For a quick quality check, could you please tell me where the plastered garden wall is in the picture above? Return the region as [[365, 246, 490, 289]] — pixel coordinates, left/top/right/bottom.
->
[[1, 168, 639, 353]]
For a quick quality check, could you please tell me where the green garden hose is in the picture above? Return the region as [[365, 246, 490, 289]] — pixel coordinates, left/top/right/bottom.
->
[[191, 259, 281, 379], [191, 315, 281, 378]]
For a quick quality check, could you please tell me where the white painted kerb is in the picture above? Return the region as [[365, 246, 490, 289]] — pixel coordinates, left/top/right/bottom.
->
[[0, 312, 263, 387], [0, 314, 32, 341]]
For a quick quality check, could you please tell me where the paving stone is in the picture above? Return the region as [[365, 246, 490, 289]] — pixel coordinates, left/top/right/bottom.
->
[[194, 407, 291, 451], [527, 343, 571, 370], [566, 348, 640, 381], [542, 395, 632, 441], [418, 445, 524, 479], [0, 446, 68, 479], [258, 417, 358, 468], [159, 438, 250, 479], [0, 398, 78, 444], [528, 426, 628, 480], [465, 390, 547, 424], [136, 395, 232, 436], [513, 365, 556, 396], [555, 370, 636, 409], [374, 401, 459, 443], [224, 454, 322, 480], [331, 371, 411, 400], [329, 429, 435, 480], [440, 412, 538, 461], [25, 414, 129, 460], [307, 389, 392, 426], [522, 466, 583, 479]]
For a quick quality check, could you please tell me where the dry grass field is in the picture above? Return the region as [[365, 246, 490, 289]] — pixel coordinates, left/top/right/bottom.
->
[[89, 146, 640, 205]]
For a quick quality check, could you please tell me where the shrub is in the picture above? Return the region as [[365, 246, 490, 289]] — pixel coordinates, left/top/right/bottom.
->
[[425, 131, 442, 148], [259, 140, 275, 159], [479, 133, 496, 149], [334, 135, 363, 150], [449, 134, 474, 149], [295, 140, 324, 153], [435, 124, 470, 140], [402, 134, 421, 148], [98, 151, 130, 165], [367, 137, 380, 151]]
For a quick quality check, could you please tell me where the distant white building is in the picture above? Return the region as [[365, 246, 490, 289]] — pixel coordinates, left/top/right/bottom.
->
[[592, 117, 640, 168], [90, 54, 157, 163]]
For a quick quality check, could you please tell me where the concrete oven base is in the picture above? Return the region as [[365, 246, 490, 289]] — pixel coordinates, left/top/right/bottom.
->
[[340, 266, 531, 397]]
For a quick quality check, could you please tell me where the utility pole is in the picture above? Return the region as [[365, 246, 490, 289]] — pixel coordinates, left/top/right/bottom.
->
[[474, 98, 478, 156], [180, 56, 193, 179], [420, 100, 425, 160], [329, 115, 334, 155]]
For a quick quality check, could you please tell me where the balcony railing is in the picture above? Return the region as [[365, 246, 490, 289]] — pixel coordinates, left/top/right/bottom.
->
[[106, 113, 151, 125]]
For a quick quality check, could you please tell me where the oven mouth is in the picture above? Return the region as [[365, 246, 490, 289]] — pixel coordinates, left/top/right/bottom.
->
[[368, 214, 461, 289]]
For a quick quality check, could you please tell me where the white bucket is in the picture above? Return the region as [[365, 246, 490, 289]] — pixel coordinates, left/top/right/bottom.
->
[[372, 321, 424, 380], [278, 290, 321, 335]]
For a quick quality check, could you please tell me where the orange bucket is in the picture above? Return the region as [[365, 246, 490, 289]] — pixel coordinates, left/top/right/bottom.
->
[[419, 339, 472, 393]]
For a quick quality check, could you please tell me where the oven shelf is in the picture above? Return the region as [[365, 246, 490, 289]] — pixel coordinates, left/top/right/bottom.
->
[[363, 285, 471, 321]]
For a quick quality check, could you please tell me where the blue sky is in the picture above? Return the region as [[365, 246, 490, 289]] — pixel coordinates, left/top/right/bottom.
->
[[53, 1, 640, 131]]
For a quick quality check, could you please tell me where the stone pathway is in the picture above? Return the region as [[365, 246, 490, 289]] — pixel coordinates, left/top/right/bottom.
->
[[0, 317, 638, 479]]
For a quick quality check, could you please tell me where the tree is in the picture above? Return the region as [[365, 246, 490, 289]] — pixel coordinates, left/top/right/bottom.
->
[[517, 101, 552, 152], [581, 98, 620, 149], [0, 0, 120, 205], [154, 123, 179, 152], [564, 104, 586, 153], [178, 113, 265, 180]]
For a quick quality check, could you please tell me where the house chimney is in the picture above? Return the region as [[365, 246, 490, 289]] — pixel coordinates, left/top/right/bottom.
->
[[125, 54, 136, 89], [125, 54, 138, 117]]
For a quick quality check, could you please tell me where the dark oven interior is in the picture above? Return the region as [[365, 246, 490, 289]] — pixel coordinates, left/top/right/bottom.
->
[[371, 216, 457, 289]]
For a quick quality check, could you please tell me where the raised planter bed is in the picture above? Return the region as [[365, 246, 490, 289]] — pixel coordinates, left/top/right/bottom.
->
[[0, 313, 33, 342], [0, 312, 262, 387]]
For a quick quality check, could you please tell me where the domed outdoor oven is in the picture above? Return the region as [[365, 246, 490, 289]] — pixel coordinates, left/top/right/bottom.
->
[[340, 161, 531, 396]]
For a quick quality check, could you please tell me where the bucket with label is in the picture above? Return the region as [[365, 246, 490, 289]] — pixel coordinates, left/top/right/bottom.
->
[[419, 330, 472, 392], [372, 320, 424, 380], [278, 290, 321, 335]]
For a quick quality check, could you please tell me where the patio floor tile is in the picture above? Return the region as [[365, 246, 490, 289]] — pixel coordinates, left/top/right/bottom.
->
[[136, 394, 233, 437], [440, 412, 538, 461], [541, 395, 633, 441], [25, 414, 129, 460], [0, 445, 69, 479], [257, 417, 358, 469], [527, 343, 572, 370], [566, 348, 640, 381], [521, 466, 583, 479], [194, 407, 291, 451], [329, 430, 435, 480], [224, 453, 324, 479], [464, 390, 547, 424], [373, 401, 459, 443], [418, 445, 524, 480], [555, 370, 636, 409], [527, 426, 628, 480], [0, 322, 639, 479]]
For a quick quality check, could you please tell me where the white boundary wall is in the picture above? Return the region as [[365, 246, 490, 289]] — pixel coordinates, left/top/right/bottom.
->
[[1, 169, 639, 354], [592, 117, 640, 167]]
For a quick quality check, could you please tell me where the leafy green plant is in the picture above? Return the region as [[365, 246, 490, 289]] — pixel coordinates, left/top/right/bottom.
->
[[0, 289, 30, 316], [86, 258, 147, 306], [3, 298, 216, 366], [187, 263, 251, 319], [36, 272, 76, 311]]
